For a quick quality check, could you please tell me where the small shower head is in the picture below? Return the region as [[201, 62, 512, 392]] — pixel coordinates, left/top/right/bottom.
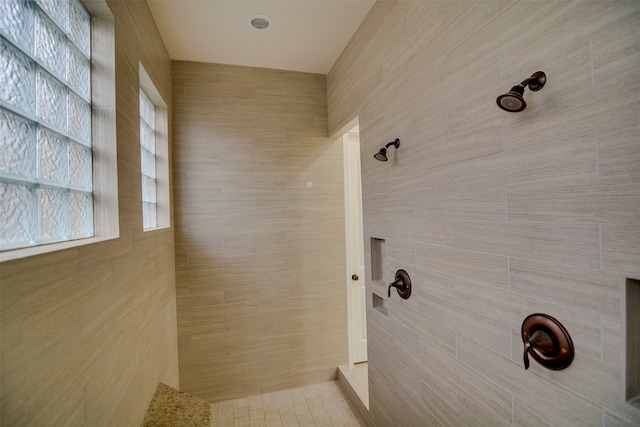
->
[[374, 138, 400, 161], [497, 71, 546, 113], [497, 85, 526, 112], [374, 147, 389, 161]]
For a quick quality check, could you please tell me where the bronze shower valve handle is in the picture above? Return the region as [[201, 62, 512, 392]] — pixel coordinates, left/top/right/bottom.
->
[[387, 269, 411, 299], [521, 313, 574, 371]]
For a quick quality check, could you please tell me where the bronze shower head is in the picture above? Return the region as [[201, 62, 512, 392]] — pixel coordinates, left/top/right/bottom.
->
[[497, 71, 546, 112], [497, 85, 526, 112], [374, 147, 389, 161], [374, 138, 400, 161]]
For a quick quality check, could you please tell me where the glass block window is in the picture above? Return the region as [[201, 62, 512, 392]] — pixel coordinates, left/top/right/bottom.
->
[[140, 89, 157, 229], [0, 0, 92, 250], [139, 64, 169, 233]]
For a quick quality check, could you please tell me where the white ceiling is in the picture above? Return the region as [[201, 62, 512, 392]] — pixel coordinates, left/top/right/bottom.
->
[[146, 0, 376, 75]]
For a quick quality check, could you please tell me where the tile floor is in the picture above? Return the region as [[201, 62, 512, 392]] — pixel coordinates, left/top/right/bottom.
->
[[210, 381, 366, 427]]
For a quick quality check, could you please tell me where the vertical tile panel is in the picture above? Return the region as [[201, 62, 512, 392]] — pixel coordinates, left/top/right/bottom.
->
[[328, 0, 640, 425], [1, 1, 179, 426], [172, 62, 347, 402]]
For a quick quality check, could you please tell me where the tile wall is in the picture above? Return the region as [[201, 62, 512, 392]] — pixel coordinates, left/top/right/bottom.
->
[[0, 1, 178, 425], [172, 62, 348, 402], [328, 1, 640, 425]]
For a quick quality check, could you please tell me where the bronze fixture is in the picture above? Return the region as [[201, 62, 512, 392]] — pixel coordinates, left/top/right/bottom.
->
[[388, 269, 411, 299], [497, 71, 546, 112], [374, 138, 400, 161], [521, 313, 574, 370]]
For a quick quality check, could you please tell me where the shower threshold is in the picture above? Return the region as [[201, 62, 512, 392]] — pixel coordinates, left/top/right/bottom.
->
[[337, 362, 369, 413]]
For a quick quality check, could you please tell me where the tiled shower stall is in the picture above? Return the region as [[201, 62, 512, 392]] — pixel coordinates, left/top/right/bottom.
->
[[1, 1, 639, 426]]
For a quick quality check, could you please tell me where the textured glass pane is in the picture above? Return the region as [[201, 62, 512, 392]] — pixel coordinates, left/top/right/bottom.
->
[[37, 187, 68, 241], [0, 0, 34, 56], [68, 92, 90, 144], [69, 191, 92, 237], [139, 90, 154, 125], [0, 182, 36, 248], [35, 10, 66, 81], [0, 0, 95, 251], [141, 147, 155, 179], [37, 127, 68, 185], [69, 142, 91, 190], [0, 37, 36, 117], [68, 0, 90, 57], [67, 44, 89, 99], [141, 174, 156, 203], [36, 68, 67, 132], [35, 0, 68, 33], [140, 121, 155, 154], [0, 109, 36, 178], [143, 202, 156, 229]]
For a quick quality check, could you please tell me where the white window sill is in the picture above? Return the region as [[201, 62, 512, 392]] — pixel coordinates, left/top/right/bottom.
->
[[143, 225, 171, 233], [0, 235, 118, 262]]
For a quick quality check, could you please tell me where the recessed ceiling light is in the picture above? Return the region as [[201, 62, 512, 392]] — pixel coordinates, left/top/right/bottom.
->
[[247, 14, 273, 30]]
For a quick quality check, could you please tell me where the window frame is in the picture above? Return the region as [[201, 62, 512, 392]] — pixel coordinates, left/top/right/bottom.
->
[[0, 0, 118, 262]]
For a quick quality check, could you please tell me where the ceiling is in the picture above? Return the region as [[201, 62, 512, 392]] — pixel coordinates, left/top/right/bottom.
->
[[146, 0, 376, 75]]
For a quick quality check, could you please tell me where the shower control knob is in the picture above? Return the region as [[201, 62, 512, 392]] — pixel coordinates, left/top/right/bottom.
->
[[352, 274, 359, 281], [521, 313, 574, 371], [387, 269, 411, 299]]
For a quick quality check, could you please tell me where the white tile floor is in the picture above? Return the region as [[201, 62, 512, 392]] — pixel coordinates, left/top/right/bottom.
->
[[210, 381, 366, 427]]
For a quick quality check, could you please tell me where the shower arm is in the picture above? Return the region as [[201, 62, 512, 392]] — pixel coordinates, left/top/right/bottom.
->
[[519, 71, 546, 91], [384, 138, 400, 149], [518, 78, 534, 89]]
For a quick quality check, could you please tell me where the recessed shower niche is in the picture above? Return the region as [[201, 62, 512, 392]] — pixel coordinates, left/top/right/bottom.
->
[[627, 278, 640, 408], [371, 237, 386, 315], [370, 237, 384, 282]]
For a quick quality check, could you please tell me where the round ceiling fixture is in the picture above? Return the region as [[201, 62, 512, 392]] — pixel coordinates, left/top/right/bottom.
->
[[247, 14, 273, 30]]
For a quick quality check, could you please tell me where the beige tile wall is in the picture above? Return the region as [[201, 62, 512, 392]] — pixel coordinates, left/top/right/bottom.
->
[[328, 0, 640, 425], [172, 62, 348, 403], [0, 1, 178, 425]]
